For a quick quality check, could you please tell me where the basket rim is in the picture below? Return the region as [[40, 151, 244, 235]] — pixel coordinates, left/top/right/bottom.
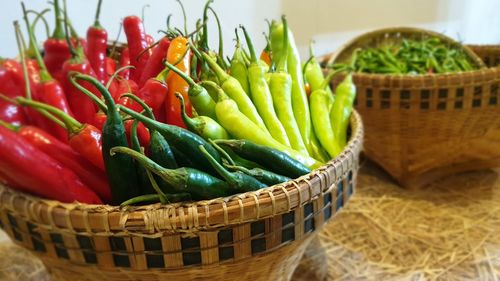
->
[[326, 26, 487, 73], [0, 111, 364, 234]]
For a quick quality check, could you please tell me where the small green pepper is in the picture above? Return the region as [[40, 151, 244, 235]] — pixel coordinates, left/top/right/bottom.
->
[[330, 74, 356, 151]]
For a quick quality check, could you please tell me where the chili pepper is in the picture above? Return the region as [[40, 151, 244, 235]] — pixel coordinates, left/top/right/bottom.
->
[[225, 165, 290, 186], [43, 0, 71, 82], [119, 47, 131, 80], [164, 36, 192, 128], [16, 97, 105, 172], [86, 0, 108, 84], [123, 16, 151, 82], [239, 25, 290, 146], [304, 41, 334, 98], [0, 125, 101, 204], [74, 73, 140, 204], [165, 62, 216, 120], [0, 60, 29, 126], [215, 139, 311, 179], [18, 16, 73, 142], [0, 98, 28, 126], [268, 17, 307, 155], [176, 93, 228, 140], [110, 146, 233, 200], [139, 37, 170, 87], [201, 52, 269, 134], [0, 121, 111, 202], [106, 57, 116, 77], [213, 85, 322, 169], [118, 105, 223, 177], [330, 74, 356, 151], [311, 69, 344, 158], [61, 3, 99, 125], [113, 77, 139, 104], [135, 78, 169, 114], [229, 29, 251, 96], [270, 20, 316, 157], [199, 145, 266, 192]]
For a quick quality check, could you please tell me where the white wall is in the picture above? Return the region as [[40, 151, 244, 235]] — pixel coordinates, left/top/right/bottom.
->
[[1, 0, 499, 60]]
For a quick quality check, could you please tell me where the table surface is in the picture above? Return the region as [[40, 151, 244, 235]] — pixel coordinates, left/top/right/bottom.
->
[[1, 161, 499, 281]]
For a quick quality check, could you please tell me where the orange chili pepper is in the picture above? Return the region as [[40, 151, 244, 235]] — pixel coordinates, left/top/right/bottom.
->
[[164, 36, 192, 128]]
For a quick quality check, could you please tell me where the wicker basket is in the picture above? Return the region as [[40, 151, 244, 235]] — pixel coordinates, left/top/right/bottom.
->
[[0, 112, 363, 281], [322, 28, 500, 188], [467, 45, 500, 67]]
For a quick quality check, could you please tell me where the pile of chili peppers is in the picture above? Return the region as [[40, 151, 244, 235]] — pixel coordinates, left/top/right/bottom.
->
[[331, 38, 477, 74], [0, 0, 356, 206]]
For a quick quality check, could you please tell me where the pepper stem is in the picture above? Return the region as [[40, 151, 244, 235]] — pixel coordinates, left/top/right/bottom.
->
[[175, 93, 198, 131], [69, 75, 108, 113], [25, 9, 51, 58], [52, 0, 66, 39], [16, 97, 82, 134], [239, 25, 257, 63], [14, 21, 33, 100], [208, 7, 228, 70], [201, 52, 229, 83], [176, 0, 188, 38], [93, 0, 103, 27], [320, 68, 348, 90], [277, 15, 289, 72], [164, 61, 196, 87], [121, 93, 155, 119], [120, 194, 160, 206], [20, 3, 51, 81], [200, 80, 227, 102], [63, 0, 78, 58], [198, 145, 236, 185], [208, 139, 235, 166], [106, 65, 135, 89], [0, 120, 20, 131], [200, 0, 214, 51], [74, 73, 117, 112]]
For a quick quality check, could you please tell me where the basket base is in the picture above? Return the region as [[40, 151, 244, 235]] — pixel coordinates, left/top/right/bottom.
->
[[46, 235, 315, 281], [398, 157, 500, 189]]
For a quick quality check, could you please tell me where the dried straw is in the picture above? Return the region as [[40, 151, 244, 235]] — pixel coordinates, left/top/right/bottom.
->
[[294, 161, 500, 281]]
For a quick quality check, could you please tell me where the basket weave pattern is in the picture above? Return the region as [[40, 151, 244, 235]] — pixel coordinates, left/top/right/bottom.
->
[[0, 112, 363, 280], [325, 28, 499, 188]]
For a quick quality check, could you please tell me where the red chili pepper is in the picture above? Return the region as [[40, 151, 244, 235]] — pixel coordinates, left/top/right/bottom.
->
[[0, 125, 101, 204], [86, 0, 108, 84], [146, 34, 155, 46], [26, 59, 41, 85], [137, 78, 169, 112], [124, 119, 150, 148], [139, 37, 170, 87], [0, 101, 28, 126], [106, 57, 116, 77], [17, 97, 105, 171], [1, 121, 110, 202], [123, 16, 151, 82], [92, 111, 107, 130], [43, 0, 71, 82], [119, 47, 131, 80]]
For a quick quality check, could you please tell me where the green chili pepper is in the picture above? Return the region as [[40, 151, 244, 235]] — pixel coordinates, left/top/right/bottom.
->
[[164, 61, 216, 120], [215, 139, 312, 179], [268, 16, 307, 155], [110, 147, 233, 200], [269, 20, 314, 156], [305, 41, 334, 99], [201, 51, 269, 134], [230, 28, 251, 96], [74, 74, 138, 205], [118, 105, 222, 177], [199, 145, 266, 192], [330, 74, 356, 151], [225, 164, 290, 186], [176, 93, 228, 140], [240, 24, 290, 146], [311, 69, 345, 158], [213, 85, 322, 169]]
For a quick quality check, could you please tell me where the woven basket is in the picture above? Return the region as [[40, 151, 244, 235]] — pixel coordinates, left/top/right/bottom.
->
[[467, 45, 500, 67], [322, 28, 500, 188], [0, 112, 363, 281]]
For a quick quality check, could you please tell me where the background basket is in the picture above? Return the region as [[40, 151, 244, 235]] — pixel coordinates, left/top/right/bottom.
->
[[0, 112, 363, 281], [322, 28, 499, 188], [467, 45, 500, 67]]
